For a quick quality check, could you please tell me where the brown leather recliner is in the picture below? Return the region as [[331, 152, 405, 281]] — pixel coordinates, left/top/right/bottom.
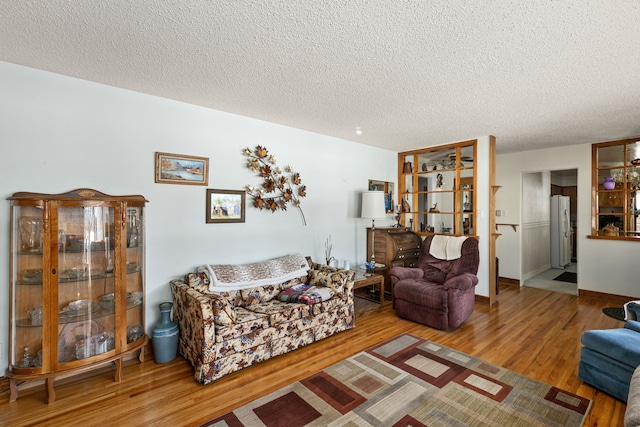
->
[[389, 235, 479, 330]]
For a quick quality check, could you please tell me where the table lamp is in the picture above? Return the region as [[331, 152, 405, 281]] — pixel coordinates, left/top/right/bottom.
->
[[361, 191, 386, 266]]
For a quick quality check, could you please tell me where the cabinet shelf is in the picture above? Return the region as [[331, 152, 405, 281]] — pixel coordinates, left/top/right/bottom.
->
[[495, 223, 518, 231], [17, 243, 141, 256], [16, 267, 141, 286], [15, 299, 143, 327], [416, 165, 474, 174], [410, 189, 456, 194]]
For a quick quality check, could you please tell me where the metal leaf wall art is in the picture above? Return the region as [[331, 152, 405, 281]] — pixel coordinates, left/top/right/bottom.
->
[[244, 146, 307, 225]]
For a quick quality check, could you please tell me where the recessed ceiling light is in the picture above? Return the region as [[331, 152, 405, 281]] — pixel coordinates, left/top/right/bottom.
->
[[355, 127, 362, 136]]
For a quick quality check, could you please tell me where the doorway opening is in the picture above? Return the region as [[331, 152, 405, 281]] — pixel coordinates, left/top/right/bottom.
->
[[522, 169, 578, 295]]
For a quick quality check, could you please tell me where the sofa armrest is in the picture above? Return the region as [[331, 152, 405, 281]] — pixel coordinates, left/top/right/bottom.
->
[[625, 320, 640, 334], [626, 366, 640, 426], [389, 266, 424, 285], [170, 280, 217, 366], [443, 273, 479, 291]]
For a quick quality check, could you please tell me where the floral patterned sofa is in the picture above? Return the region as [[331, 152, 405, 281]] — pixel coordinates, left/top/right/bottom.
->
[[169, 255, 355, 384]]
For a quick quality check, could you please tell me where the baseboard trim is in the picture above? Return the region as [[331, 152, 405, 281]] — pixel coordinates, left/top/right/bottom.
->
[[475, 277, 521, 305], [478, 278, 634, 307], [499, 276, 520, 286], [579, 289, 635, 305], [475, 294, 490, 305]]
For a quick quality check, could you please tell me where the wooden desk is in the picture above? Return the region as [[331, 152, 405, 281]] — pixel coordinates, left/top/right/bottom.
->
[[366, 227, 421, 286]]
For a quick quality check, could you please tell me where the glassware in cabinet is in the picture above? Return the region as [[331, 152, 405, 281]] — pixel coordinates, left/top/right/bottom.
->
[[125, 206, 145, 346], [11, 204, 45, 373], [57, 205, 116, 363]]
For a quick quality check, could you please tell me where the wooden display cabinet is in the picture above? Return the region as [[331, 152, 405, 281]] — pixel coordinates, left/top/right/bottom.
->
[[7, 189, 147, 404]]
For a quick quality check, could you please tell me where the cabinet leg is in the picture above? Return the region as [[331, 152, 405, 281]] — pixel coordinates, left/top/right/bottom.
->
[[114, 358, 123, 382], [138, 347, 145, 363], [45, 377, 56, 404], [9, 379, 18, 402]]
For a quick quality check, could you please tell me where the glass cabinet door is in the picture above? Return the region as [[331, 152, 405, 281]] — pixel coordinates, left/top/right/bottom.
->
[[125, 206, 145, 346], [11, 204, 45, 372], [57, 206, 116, 364]]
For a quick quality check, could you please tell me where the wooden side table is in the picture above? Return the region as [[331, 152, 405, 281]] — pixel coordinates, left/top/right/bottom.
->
[[353, 273, 385, 305]]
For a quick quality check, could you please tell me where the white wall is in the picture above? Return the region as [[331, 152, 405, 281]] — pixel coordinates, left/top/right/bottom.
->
[[0, 61, 398, 370], [496, 144, 640, 298], [475, 136, 492, 298]]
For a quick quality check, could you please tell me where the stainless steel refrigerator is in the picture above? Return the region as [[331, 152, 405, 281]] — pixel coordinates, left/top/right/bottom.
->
[[551, 195, 571, 268]]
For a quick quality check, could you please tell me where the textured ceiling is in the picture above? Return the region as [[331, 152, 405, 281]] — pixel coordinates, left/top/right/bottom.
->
[[1, 1, 640, 154]]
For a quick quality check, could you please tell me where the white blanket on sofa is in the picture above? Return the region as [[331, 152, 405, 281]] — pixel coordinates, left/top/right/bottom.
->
[[198, 253, 310, 292]]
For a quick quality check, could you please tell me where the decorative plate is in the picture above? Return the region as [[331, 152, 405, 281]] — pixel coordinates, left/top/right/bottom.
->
[[60, 300, 100, 317]]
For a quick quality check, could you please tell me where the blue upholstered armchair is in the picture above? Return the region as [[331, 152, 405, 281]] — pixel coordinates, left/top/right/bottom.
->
[[579, 320, 640, 402]]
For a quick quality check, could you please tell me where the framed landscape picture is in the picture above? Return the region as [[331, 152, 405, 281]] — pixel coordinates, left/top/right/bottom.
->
[[206, 189, 245, 223], [155, 152, 209, 185]]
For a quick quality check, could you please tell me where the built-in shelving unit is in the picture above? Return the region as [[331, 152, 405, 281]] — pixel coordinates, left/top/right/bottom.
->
[[398, 140, 477, 237]]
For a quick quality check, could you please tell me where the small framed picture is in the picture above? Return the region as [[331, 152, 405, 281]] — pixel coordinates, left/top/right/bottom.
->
[[206, 189, 245, 223], [155, 152, 209, 185]]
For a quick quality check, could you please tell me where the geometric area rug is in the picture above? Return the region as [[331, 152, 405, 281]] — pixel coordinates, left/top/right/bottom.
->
[[201, 333, 592, 426]]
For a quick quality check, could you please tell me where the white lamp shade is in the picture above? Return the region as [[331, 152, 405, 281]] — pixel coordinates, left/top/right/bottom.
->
[[361, 191, 386, 219]]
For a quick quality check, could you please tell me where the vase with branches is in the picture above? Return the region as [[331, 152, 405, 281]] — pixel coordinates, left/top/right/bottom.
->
[[325, 235, 335, 266]]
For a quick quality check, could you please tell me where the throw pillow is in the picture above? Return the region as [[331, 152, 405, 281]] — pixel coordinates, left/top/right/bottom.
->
[[278, 283, 334, 305], [308, 269, 348, 297]]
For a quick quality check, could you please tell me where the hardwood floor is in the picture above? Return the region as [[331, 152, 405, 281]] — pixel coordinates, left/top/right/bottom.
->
[[1, 283, 628, 426]]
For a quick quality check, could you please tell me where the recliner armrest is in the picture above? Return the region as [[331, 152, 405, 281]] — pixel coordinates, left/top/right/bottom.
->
[[443, 273, 479, 291], [389, 266, 424, 282]]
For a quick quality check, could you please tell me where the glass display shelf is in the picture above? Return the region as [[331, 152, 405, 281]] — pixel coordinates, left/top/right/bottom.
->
[[16, 264, 141, 286], [15, 299, 143, 327], [16, 243, 142, 256]]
